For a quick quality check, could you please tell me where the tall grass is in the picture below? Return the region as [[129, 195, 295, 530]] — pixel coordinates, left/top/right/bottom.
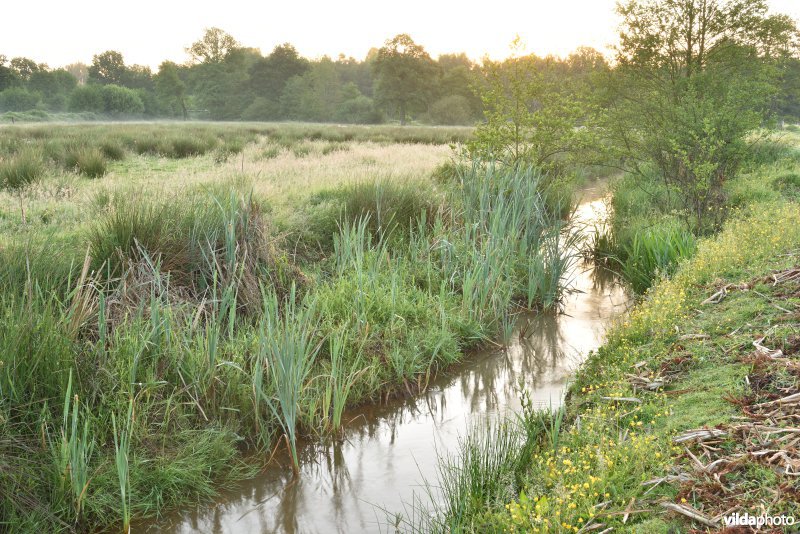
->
[[0, 149, 43, 189], [451, 164, 578, 326], [65, 147, 107, 178], [51, 371, 94, 520], [256, 285, 321, 470], [88, 190, 282, 310], [621, 224, 696, 293], [111, 399, 133, 533], [0, 122, 589, 530], [320, 328, 369, 434], [399, 421, 524, 532], [304, 178, 439, 252], [588, 172, 701, 293]]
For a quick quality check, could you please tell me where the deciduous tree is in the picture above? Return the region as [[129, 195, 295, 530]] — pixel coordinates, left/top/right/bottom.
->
[[187, 28, 240, 64], [468, 38, 592, 173], [605, 0, 798, 230], [373, 34, 437, 125], [89, 51, 127, 85]]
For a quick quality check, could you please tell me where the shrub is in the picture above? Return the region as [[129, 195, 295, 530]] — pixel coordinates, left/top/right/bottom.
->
[[335, 96, 384, 124], [100, 85, 144, 115], [68, 86, 105, 113], [427, 95, 475, 125], [0, 88, 42, 112], [241, 97, 280, 121]]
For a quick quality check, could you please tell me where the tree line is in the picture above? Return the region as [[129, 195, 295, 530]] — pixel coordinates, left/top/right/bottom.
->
[[2, 22, 798, 127], [0, 30, 484, 124]]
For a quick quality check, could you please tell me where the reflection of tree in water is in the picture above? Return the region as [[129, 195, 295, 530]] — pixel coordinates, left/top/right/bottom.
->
[[457, 349, 514, 413], [587, 259, 623, 294], [519, 312, 574, 379]]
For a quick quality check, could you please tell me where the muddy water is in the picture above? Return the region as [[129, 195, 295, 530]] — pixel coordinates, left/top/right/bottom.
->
[[145, 181, 629, 534]]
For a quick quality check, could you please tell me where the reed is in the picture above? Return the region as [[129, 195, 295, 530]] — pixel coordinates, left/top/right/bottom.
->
[[320, 328, 369, 434], [621, 223, 696, 293], [111, 399, 134, 533], [51, 371, 94, 520], [256, 284, 322, 470]]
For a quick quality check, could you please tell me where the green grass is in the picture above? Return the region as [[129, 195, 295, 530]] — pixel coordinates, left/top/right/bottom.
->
[[256, 285, 321, 469], [0, 149, 44, 189], [0, 121, 578, 532], [425, 139, 800, 532], [620, 223, 696, 294]]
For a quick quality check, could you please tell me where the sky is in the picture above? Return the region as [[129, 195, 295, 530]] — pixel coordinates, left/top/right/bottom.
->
[[3, 0, 800, 69]]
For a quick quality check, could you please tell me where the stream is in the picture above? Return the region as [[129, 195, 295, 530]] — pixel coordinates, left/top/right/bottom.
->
[[144, 180, 630, 534]]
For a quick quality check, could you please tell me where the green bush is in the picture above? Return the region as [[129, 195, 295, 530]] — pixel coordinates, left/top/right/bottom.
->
[[335, 95, 384, 124], [100, 85, 144, 115], [427, 95, 475, 125], [0, 88, 42, 112], [68, 86, 105, 113]]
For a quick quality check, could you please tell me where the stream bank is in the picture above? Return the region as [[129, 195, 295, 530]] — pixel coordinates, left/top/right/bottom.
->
[[144, 181, 630, 534]]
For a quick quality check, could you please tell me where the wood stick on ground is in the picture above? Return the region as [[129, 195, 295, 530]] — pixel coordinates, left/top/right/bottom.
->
[[623, 497, 636, 524], [661, 502, 720, 528], [673, 428, 728, 444], [601, 396, 643, 404], [702, 285, 731, 305]]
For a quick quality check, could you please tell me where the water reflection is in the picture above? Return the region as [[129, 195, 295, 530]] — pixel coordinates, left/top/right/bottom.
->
[[144, 182, 630, 534]]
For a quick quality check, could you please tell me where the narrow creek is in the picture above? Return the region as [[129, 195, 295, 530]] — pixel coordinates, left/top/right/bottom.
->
[[144, 180, 631, 534]]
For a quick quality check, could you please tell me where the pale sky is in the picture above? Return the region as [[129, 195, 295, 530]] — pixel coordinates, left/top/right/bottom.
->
[[4, 0, 800, 69]]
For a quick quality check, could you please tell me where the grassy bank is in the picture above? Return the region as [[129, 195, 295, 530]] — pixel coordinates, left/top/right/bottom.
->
[[0, 123, 580, 532], [589, 131, 800, 295], [414, 134, 800, 532]]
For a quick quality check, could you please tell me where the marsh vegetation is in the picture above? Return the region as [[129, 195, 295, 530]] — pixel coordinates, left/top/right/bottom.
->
[[2, 0, 800, 532], [0, 121, 585, 531]]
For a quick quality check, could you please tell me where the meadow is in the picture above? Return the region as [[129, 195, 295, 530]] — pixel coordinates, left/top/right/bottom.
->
[[0, 121, 578, 532]]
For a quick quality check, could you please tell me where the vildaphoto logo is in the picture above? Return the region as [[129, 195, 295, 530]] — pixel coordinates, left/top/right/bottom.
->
[[723, 512, 796, 528]]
